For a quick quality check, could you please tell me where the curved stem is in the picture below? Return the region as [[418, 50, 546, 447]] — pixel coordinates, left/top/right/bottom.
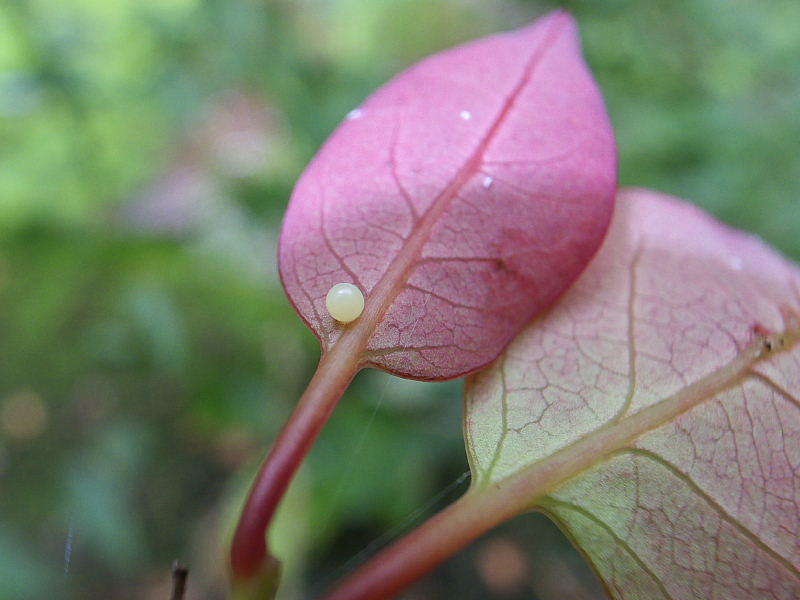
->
[[229, 341, 362, 580]]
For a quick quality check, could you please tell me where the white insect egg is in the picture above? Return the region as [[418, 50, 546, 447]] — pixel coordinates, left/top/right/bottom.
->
[[326, 283, 365, 323]]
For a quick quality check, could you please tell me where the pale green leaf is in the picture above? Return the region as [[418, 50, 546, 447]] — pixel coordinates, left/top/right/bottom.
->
[[465, 188, 800, 599]]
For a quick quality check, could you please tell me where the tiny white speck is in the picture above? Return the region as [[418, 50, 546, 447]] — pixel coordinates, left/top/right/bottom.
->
[[346, 108, 363, 120], [460, 110, 472, 121], [729, 256, 743, 271], [482, 176, 493, 189]]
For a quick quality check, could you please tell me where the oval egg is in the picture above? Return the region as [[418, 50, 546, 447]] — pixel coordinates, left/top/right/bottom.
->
[[326, 283, 364, 323]]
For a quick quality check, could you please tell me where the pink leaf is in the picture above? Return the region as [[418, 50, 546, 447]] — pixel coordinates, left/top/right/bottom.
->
[[465, 188, 800, 599], [279, 10, 616, 379]]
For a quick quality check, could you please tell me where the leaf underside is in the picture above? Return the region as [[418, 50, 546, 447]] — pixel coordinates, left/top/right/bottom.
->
[[278, 11, 615, 380], [466, 188, 800, 599]]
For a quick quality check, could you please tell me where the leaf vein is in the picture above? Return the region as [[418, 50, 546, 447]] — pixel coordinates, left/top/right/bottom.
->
[[621, 447, 800, 580], [542, 496, 672, 600]]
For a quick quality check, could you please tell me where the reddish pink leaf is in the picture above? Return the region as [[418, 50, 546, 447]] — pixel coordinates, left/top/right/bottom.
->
[[232, 12, 615, 583], [279, 10, 616, 379]]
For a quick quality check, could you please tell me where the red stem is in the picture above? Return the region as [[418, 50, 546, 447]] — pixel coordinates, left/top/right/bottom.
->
[[229, 342, 362, 579], [321, 486, 522, 600], [229, 234, 419, 581]]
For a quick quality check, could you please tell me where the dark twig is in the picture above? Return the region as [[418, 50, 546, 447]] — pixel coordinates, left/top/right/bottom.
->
[[170, 561, 189, 600]]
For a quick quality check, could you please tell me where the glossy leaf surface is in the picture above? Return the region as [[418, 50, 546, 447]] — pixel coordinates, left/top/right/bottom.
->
[[279, 11, 616, 379], [466, 189, 800, 598]]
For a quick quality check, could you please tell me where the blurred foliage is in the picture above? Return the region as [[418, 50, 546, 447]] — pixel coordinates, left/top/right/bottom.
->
[[0, 0, 797, 599]]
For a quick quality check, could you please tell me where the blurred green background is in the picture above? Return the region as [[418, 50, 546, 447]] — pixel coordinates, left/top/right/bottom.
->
[[1, 0, 798, 599]]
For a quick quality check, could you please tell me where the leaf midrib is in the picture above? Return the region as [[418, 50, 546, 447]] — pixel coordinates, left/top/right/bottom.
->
[[468, 321, 800, 542], [324, 14, 570, 369]]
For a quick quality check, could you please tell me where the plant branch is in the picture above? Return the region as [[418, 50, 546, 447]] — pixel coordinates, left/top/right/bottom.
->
[[170, 561, 188, 600]]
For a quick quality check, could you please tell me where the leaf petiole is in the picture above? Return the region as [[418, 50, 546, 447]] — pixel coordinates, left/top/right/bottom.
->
[[229, 336, 363, 582]]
